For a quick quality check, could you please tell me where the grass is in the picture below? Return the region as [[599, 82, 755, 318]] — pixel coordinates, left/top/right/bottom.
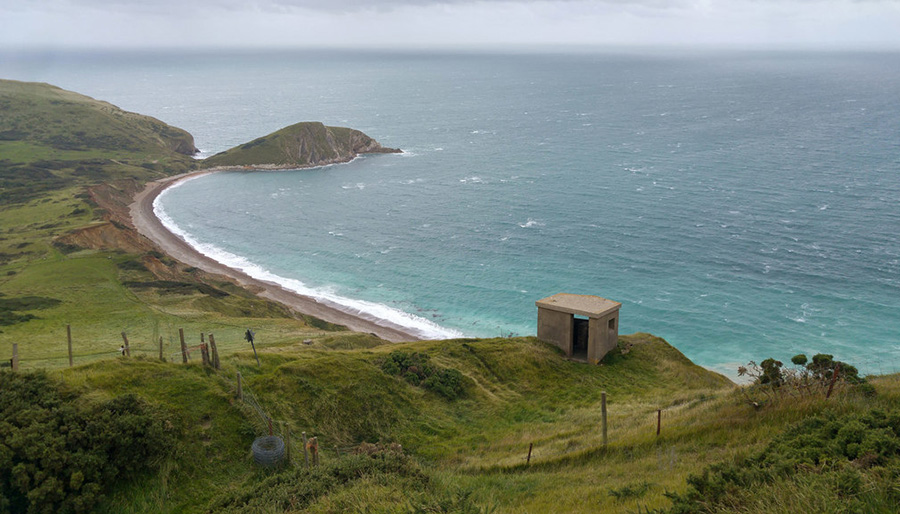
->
[[10, 333, 892, 513]]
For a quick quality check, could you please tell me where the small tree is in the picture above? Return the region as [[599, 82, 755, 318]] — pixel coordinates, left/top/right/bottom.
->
[[738, 353, 870, 407]]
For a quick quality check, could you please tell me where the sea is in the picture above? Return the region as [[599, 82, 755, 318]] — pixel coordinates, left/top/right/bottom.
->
[[3, 49, 899, 377]]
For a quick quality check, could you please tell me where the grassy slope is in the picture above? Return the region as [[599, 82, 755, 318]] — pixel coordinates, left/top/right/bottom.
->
[[0, 80, 343, 370], [44, 333, 900, 513], [0, 79, 197, 204], [203, 122, 394, 168]]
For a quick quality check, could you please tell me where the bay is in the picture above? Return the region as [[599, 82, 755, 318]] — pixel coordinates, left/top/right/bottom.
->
[[4, 49, 899, 376]]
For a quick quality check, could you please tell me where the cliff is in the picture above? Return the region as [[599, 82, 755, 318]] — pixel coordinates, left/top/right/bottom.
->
[[202, 121, 401, 169]]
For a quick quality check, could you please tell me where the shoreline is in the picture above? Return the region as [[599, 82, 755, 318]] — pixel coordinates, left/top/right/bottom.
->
[[129, 166, 423, 343]]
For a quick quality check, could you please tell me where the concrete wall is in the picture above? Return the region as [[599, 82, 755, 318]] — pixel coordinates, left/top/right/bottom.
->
[[538, 306, 619, 364], [587, 313, 619, 364], [537, 307, 574, 356]]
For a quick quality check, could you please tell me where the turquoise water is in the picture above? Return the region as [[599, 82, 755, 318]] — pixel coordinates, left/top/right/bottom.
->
[[4, 50, 900, 375]]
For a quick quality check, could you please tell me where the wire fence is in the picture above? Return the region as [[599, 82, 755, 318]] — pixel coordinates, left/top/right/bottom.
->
[[4, 325, 899, 471], [0, 316, 338, 370], [1, 324, 281, 369]]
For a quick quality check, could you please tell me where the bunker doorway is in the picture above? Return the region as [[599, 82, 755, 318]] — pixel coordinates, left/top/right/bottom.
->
[[573, 316, 589, 359]]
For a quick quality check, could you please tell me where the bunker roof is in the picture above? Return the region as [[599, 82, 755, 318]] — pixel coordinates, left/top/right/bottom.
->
[[535, 293, 621, 318]]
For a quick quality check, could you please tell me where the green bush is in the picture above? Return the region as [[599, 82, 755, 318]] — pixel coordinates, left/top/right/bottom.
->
[[738, 353, 869, 404], [381, 351, 466, 400], [666, 408, 900, 513], [0, 371, 172, 513]]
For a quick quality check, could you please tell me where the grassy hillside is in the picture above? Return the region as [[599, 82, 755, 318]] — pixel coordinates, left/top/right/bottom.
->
[[0, 79, 198, 205], [0, 81, 350, 372], [203, 121, 400, 168], [4, 333, 897, 513]]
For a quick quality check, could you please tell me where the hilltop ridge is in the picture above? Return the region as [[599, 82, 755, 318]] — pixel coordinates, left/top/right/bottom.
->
[[0, 79, 198, 157], [0, 80, 401, 206], [0, 79, 199, 204]]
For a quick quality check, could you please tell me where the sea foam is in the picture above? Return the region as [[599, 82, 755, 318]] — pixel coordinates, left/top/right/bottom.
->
[[154, 182, 463, 341]]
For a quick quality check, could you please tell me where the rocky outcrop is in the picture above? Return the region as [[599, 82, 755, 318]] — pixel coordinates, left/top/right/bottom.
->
[[203, 121, 400, 169]]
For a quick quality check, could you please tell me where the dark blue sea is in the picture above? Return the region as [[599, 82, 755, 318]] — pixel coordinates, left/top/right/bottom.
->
[[4, 49, 899, 376]]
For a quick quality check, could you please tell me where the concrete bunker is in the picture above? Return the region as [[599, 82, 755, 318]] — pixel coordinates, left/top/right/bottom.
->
[[536, 293, 621, 364]]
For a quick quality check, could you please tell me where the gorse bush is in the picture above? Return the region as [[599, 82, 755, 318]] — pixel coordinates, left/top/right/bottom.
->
[[381, 351, 465, 400], [0, 371, 172, 514], [666, 408, 900, 513]]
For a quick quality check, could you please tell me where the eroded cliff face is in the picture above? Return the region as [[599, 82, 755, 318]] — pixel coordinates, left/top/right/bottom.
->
[[203, 121, 400, 169], [166, 134, 199, 156]]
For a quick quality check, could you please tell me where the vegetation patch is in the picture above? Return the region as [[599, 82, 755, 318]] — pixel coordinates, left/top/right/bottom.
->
[[381, 350, 466, 400], [50, 239, 83, 254], [123, 280, 229, 298], [666, 408, 900, 513], [608, 481, 652, 502], [0, 295, 61, 327], [0, 371, 173, 514], [115, 258, 149, 272], [207, 450, 487, 513], [739, 353, 873, 406]]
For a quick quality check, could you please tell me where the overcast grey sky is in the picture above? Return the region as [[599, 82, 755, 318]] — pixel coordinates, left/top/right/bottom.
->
[[2, 0, 900, 50]]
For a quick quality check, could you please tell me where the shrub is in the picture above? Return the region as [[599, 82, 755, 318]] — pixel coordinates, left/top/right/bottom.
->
[[115, 259, 149, 272], [666, 409, 900, 513], [381, 351, 466, 400], [738, 352, 868, 404], [0, 371, 172, 513]]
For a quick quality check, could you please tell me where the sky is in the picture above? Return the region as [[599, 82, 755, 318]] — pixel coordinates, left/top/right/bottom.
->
[[2, 0, 900, 51]]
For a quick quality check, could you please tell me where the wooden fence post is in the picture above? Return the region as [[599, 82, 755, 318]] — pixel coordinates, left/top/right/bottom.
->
[[310, 437, 319, 467], [121, 332, 130, 357], [200, 344, 210, 367], [159, 337, 165, 362], [208, 333, 220, 370], [179, 328, 188, 363], [11, 343, 18, 371], [284, 423, 292, 465], [527, 442, 533, 465], [601, 391, 608, 446], [67, 324, 73, 367], [826, 363, 842, 399], [657, 409, 661, 437], [302, 431, 310, 470], [200, 333, 205, 344]]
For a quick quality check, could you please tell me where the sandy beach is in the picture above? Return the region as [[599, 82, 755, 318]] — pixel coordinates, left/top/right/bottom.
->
[[130, 169, 421, 343]]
